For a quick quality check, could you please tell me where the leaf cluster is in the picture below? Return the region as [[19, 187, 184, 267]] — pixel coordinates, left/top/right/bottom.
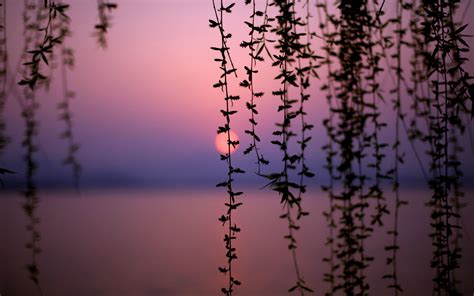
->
[[94, 0, 118, 49], [19, 1, 70, 90]]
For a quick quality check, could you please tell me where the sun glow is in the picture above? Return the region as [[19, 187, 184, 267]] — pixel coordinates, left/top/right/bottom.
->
[[215, 131, 239, 155]]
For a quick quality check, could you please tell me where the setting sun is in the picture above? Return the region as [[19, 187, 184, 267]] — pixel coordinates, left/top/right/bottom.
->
[[215, 131, 239, 155]]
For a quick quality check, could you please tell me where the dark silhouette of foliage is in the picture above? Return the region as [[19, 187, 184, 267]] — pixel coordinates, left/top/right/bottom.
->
[[293, 0, 317, 214], [210, 1, 472, 295], [94, 0, 117, 49], [316, 2, 338, 293], [17, 1, 48, 293], [264, 0, 313, 294], [321, 1, 389, 293], [1, 0, 119, 290], [19, 0, 70, 90], [0, 1, 6, 143], [0, 0, 9, 179], [56, 4, 81, 188], [211, 1, 244, 295], [408, 1, 470, 294], [14, 0, 82, 291], [240, 0, 271, 172], [382, 1, 408, 294]]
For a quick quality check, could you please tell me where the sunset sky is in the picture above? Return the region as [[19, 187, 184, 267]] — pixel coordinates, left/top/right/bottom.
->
[[2, 0, 474, 188]]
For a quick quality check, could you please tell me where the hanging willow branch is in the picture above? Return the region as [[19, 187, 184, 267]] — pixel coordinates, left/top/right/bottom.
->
[[211, 1, 244, 295], [94, 0, 118, 49], [18, 1, 46, 293], [365, 0, 389, 229], [322, 0, 391, 293], [424, 1, 468, 294], [382, 1, 408, 294], [331, 2, 367, 293], [56, 1, 81, 189], [316, 0, 337, 293], [445, 8, 471, 290], [240, 0, 271, 173], [262, 0, 312, 294], [19, 0, 70, 90], [0, 0, 8, 167], [406, 0, 472, 294], [294, 0, 316, 209], [21, 96, 42, 295], [204, 1, 473, 295]]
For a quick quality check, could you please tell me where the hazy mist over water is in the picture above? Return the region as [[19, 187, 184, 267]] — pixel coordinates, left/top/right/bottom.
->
[[1, 188, 473, 296]]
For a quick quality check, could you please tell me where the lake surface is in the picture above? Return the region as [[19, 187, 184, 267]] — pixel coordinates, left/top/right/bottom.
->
[[1, 188, 473, 295]]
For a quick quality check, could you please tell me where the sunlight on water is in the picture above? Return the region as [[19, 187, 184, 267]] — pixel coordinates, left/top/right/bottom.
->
[[1, 188, 473, 295]]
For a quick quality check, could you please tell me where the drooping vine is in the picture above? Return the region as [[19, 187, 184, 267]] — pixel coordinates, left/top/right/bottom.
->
[[448, 125, 464, 291], [365, 0, 389, 230], [264, 0, 312, 294], [17, 1, 46, 292], [211, 1, 244, 295], [423, 1, 468, 294], [6, 0, 115, 290], [331, 3, 367, 290], [382, 1, 408, 294], [19, 0, 70, 90], [316, 1, 338, 294], [16, 0, 73, 292], [444, 4, 471, 290], [0, 0, 8, 173], [56, 3, 81, 188], [321, 0, 391, 293], [293, 0, 316, 210], [406, 0, 472, 294], [240, 0, 271, 173], [94, 0, 118, 49], [20, 93, 42, 294]]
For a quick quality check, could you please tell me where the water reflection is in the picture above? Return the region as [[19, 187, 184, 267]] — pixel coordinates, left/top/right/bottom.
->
[[1, 188, 473, 295]]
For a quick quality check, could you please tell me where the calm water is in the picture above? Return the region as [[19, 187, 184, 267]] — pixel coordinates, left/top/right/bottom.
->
[[1, 188, 473, 296]]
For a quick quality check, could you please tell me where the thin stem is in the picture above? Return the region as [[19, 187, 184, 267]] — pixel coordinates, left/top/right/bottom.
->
[[242, 0, 269, 172], [212, 1, 242, 294], [0, 0, 8, 161]]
